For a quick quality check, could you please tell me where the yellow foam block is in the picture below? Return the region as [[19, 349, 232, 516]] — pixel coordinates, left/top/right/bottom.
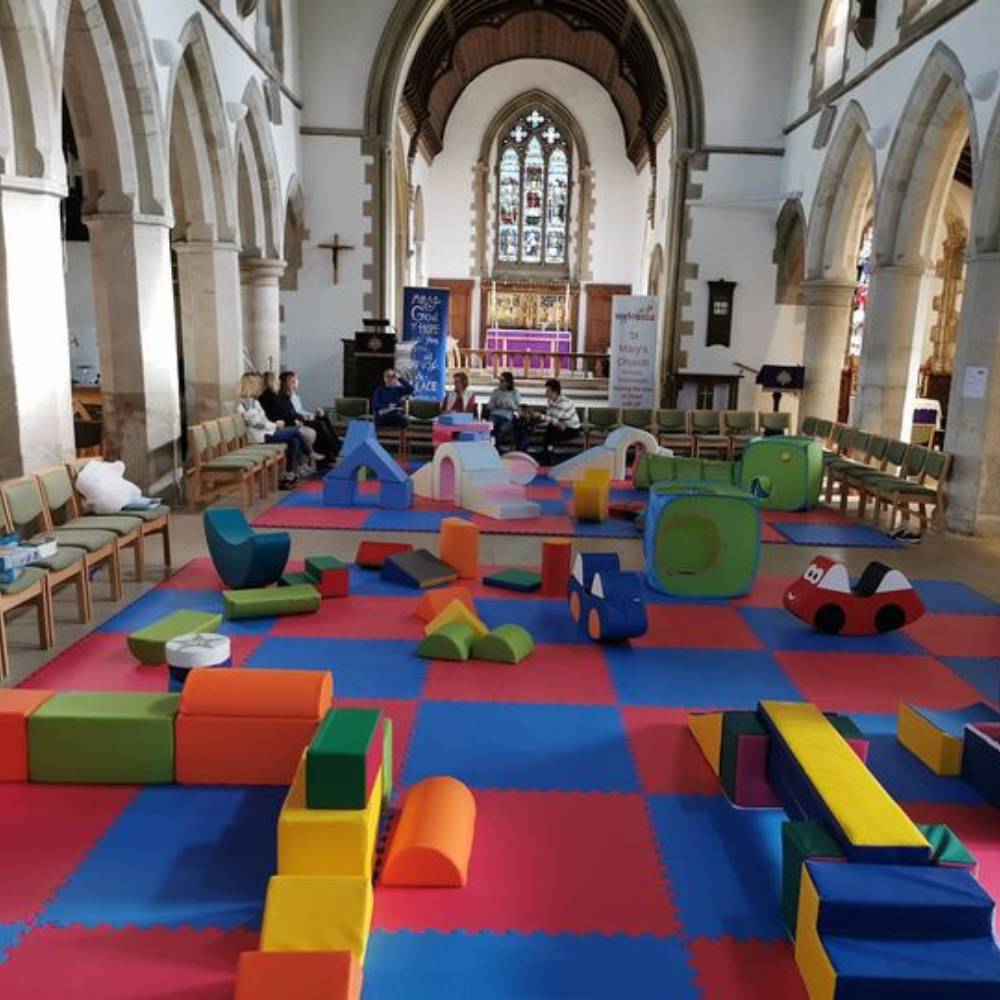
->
[[278, 757, 383, 877], [897, 703, 963, 776], [687, 712, 723, 777], [582, 467, 612, 488], [424, 599, 488, 639], [573, 480, 609, 521], [793, 866, 836, 1000], [761, 700, 928, 852], [261, 874, 373, 962]]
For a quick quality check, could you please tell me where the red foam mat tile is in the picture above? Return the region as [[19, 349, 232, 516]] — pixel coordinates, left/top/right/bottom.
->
[[252, 507, 371, 530], [689, 938, 806, 1000], [905, 614, 1000, 658], [336, 698, 417, 791], [622, 707, 724, 795], [18, 634, 167, 692], [633, 605, 764, 650]]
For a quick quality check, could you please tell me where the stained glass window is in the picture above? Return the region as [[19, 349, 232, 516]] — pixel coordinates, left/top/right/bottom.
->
[[494, 108, 571, 269]]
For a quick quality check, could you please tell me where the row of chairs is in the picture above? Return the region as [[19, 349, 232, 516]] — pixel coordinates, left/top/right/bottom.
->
[[187, 415, 290, 509], [0, 463, 172, 680], [799, 417, 952, 532]]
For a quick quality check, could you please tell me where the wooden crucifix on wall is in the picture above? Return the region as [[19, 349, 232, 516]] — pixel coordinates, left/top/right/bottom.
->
[[318, 234, 355, 284]]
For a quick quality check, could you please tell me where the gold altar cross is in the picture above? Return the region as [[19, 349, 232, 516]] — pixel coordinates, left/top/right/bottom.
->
[[318, 234, 355, 284]]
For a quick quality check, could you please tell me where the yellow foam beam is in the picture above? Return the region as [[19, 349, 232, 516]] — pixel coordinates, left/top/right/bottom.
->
[[261, 874, 373, 962], [278, 756, 383, 877], [687, 712, 723, 777], [793, 865, 836, 1000], [761, 700, 929, 852], [897, 703, 963, 776], [424, 599, 488, 639]]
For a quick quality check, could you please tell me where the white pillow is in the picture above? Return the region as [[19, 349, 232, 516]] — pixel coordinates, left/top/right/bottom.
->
[[75, 460, 142, 513]]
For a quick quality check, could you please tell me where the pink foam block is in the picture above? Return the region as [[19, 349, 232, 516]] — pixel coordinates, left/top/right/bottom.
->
[[732, 734, 780, 808]]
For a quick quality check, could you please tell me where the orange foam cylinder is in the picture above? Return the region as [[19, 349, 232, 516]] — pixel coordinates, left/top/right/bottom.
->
[[180, 668, 331, 719], [541, 539, 572, 597], [414, 585, 476, 622], [439, 518, 479, 579], [381, 776, 476, 887]]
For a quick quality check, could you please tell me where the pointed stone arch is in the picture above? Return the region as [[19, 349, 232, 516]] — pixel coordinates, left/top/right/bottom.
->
[[234, 76, 281, 260], [280, 173, 306, 291], [974, 93, 1000, 254], [774, 199, 806, 306]]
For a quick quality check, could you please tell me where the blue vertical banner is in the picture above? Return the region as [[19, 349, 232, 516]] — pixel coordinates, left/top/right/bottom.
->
[[401, 286, 450, 402]]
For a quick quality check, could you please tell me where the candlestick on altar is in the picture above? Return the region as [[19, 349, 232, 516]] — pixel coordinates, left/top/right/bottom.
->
[[564, 282, 570, 331]]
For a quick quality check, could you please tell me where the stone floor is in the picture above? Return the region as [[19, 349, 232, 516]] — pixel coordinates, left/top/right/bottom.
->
[[3, 483, 1000, 688]]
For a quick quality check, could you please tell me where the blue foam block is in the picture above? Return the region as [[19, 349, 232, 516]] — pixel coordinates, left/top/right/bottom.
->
[[40, 786, 283, 929], [364, 931, 699, 999], [402, 702, 638, 791], [739, 607, 922, 654], [962, 724, 1000, 808], [246, 637, 427, 699], [772, 522, 903, 548], [912, 702, 1000, 740], [647, 795, 786, 940]]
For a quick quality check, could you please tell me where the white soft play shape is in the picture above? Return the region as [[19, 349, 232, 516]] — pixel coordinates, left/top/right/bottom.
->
[[74, 459, 142, 513], [549, 426, 662, 482], [501, 451, 539, 486]]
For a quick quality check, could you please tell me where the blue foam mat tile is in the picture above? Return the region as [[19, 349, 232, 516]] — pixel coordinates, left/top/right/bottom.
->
[[942, 658, 1000, 703], [38, 786, 284, 930], [0, 924, 26, 964], [363, 931, 698, 999], [604, 646, 802, 707], [849, 712, 905, 736], [647, 795, 787, 941], [914, 703, 1000, 740], [346, 567, 422, 597], [571, 518, 641, 538], [95, 587, 273, 637], [402, 702, 639, 791], [739, 607, 923, 654], [271, 490, 326, 508], [530, 474, 559, 487], [864, 733, 986, 805], [364, 510, 457, 532], [913, 580, 1000, 616], [772, 522, 903, 548], [246, 637, 427, 699], [476, 598, 585, 645]]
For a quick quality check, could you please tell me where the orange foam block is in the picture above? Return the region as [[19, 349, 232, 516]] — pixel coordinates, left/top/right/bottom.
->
[[382, 775, 476, 887], [235, 950, 362, 1000], [414, 586, 476, 622], [541, 539, 572, 597], [0, 689, 54, 781], [175, 669, 332, 785], [439, 518, 479, 579]]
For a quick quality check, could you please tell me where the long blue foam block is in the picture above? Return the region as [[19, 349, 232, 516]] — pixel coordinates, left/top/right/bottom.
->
[[806, 859, 995, 941], [962, 725, 1000, 808]]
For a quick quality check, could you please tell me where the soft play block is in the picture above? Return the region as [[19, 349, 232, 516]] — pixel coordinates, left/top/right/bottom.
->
[[760, 700, 930, 864], [731, 732, 780, 808], [28, 692, 179, 783], [781, 821, 843, 935], [482, 567, 542, 592], [687, 711, 723, 778], [0, 689, 53, 781], [573, 478, 609, 522], [126, 609, 223, 665], [306, 708, 384, 810], [305, 556, 349, 598], [355, 541, 413, 569], [899, 702, 1000, 776], [471, 625, 535, 664], [381, 549, 457, 589], [424, 599, 487, 640], [439, 518, 479, 579], [416, 621, 476, 661], [919, 823, 977, 870], [176, 669, 331, 785], [279, 755, 383, 877], [414, 585, 476, 622], [541, 539, 572, 597], [719, 710, 765, 800], [962, 723, 1000, 808], [223, 584, 320, 620], [279, 571, 314, 588], [260, 875, 373, 962], [235, 950, 362, 1000], [381, 717, 394, 808]]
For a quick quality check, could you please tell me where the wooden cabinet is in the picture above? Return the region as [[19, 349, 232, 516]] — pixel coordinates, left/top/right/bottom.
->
[[429, 278, 474, 348], [583, 284, 632, 355]]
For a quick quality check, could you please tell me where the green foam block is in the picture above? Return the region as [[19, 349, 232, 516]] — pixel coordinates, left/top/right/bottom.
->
[[305, 555, 348, 575], [482, 568, 542, 593], [918, 823, 977, 868], [472, 624, 535, 664], [223, 583, 320, 620], [279, 571, 314, 588], [381, 717, 393, 808], [127, 610, 223, 665], [781, 820, 844, 936], [416, 621, 476, 661], [29, 692, 180, 784], [306, 707, 384, 810], [719, 711, 765, 799]]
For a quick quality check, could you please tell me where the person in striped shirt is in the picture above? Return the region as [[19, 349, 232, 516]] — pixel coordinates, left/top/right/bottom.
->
[[538, 378, 581, 465]]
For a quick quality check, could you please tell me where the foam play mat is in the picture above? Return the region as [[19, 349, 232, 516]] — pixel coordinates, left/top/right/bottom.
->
[[252, 475, 902, 547], [1, 558, 999, 996]]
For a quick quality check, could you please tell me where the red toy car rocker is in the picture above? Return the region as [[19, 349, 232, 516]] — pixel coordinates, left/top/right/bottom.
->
[[783, 555, 925, 635]]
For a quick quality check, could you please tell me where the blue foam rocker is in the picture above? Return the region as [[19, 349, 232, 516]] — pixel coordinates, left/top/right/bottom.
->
[[203, 508, 290, 589]]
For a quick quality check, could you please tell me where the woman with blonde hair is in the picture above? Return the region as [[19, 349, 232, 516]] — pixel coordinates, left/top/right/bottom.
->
[[237, 372, 307, 487]]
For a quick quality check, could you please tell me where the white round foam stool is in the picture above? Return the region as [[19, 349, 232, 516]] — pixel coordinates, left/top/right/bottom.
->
[[165, 633, 232, 693]]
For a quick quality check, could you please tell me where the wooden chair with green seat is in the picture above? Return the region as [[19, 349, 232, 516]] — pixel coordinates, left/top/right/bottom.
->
[[835, 435, 889, 513], [853, 438, 909, 520], [220, 414, 281, 492], [722, 411, 756, 456], [813, 418, 834, 446], [873, 446, 950, 533], [621, 409, 655, 433], [403, 399, 440, 459], [583, 406, 620, 448], [0, 476, 123, 602], [821, 424, 850, 471], [332, 397, 369, 435], [204, 419, 268, 497], [654, 409, 694, 456], [35, 465, 145, 581], [824, 428, 871, 504], [799, 415, 818, 438], [689, 410, 732, 459], [67, 459, 172, 574], [759, 411, 791, 436], [0, 557, 52, 681], [186, 423, 257, 509]]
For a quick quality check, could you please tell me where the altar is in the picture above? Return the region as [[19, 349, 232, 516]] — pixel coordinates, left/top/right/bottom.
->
[[480, 279, 579, 372], [485, 328, 573, 370]]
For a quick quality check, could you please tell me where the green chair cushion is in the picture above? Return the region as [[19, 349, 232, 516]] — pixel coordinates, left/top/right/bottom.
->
[[32, 529, 115, 553], [34, 547, 86, 572], [128, 610, 224, 665], [223, 583, 320, 620], [61, 515, 141, 535], [0, 565, 47, 595], [202, 459, 257, 472], [28, 692, 180, 783], [122, 507, 170, 523]]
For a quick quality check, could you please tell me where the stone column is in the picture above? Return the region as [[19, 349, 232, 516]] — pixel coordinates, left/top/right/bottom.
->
[[174, 239, 243, 424], [943, 252, 1000, 534], [86, 212, 181, 491], [0, 182, 76, 477], [239, 256, 285, 373], [855, 262, 927, 438], [798, 279, 856, 421]]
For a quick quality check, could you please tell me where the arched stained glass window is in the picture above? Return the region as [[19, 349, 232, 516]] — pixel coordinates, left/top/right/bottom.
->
[[495, 108, 572, 269]]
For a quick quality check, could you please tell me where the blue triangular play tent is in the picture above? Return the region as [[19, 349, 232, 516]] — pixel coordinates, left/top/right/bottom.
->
[[322, 420, 413, 509]]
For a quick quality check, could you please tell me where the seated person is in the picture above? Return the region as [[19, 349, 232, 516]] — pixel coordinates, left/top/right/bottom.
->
[[237, 372, 308, 486], [442, 371, 477, 414], [372, 368, 413, 427], [260, 370, 318, 464], [537, 378, 582, 465], [486, 371, 527, 452], [278, 370, 341, 465]]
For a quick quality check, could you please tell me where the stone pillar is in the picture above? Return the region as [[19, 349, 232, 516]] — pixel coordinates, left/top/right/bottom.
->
[[855, 263, 927, 438], [86, 212, 181, 491], [798, 279, 856, 421], [943, 252, 1000, 534], [0, 182, 76, 477], [174, 240, 243, 424], [239, 256, 284, 373]]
